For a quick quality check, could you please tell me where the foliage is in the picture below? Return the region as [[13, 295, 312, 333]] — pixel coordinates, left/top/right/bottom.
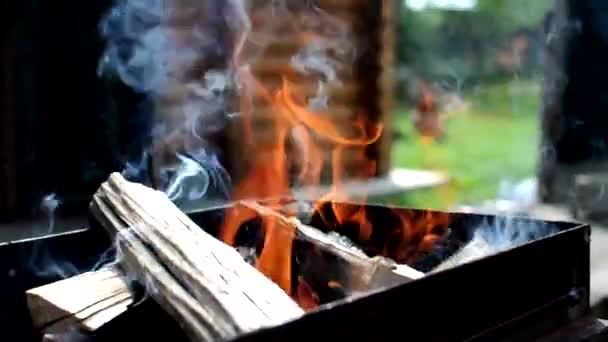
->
[[383, 80, 540, 210], [387, 1, 550, 208], [475, 0, 551, 32], [395, 0, 551, 87]]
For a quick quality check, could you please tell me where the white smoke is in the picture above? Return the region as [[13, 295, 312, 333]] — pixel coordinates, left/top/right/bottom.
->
[[99, 0, 356, 204], [291, 42, 341, 84], [29, 194, 80, 279], [474, 215, 559, 250], [289, 2, 355, 112], [113, 225, 160, 303], [99, 0, 243, 206], [163, 151, 230, 211], [29, 193, 120, 280], [22, 1, 357, 317], [41, 193, 61, 233], [433, 216, 559, 272]]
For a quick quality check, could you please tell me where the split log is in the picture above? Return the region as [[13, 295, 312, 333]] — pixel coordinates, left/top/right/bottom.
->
[[26, 267, 133, 335], [238, 201, 424, 295], [90, 173, 304, 342]]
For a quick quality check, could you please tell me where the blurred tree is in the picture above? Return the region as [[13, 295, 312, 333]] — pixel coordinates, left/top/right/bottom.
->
[[395, 5, 443, 102], [475, 0, 550, 33], [395, 0, 551, 95], [396, 6, 442, 73]]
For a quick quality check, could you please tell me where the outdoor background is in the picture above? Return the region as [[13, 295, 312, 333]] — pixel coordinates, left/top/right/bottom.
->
[[387, 0, 552, 210]]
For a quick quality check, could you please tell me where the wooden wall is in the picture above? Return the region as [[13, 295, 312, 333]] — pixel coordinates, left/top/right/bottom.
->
[[225, 0, 396, 186], [378, 0, 397, 175]]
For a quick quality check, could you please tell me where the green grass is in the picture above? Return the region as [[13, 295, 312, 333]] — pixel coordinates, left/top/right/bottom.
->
[[383, 79, 540, 210]]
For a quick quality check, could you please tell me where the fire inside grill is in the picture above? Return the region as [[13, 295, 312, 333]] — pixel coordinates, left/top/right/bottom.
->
[[0, 185, 596, 341]]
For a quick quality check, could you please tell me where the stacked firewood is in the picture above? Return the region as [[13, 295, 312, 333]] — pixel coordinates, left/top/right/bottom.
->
[[26, 173, 426, 341]]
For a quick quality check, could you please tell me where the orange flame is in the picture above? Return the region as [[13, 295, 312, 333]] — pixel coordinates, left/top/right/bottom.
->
[[392, 210, 450, 263], [219, 68, 445, 309], [219, 72, 384, 303], [295, 277, 320, 311], [256, 214, 295, 296]]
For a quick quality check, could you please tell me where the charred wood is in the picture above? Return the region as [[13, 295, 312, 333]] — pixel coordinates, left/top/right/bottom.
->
[[238, 201, 424, 296]]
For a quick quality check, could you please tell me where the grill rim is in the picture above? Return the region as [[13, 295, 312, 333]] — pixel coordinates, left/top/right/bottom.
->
[[0, 202, 591, 342]]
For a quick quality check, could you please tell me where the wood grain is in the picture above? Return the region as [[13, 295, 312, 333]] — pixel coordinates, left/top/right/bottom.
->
[[27, 268, 133, 335], [91, 173, 304, 341]]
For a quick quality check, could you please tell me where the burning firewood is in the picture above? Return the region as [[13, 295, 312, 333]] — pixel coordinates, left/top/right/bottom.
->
[[90, 173, 304, 341], [30, 173, 427, 340], [237, 201, 424, 295], [27, 267, 133, 336]]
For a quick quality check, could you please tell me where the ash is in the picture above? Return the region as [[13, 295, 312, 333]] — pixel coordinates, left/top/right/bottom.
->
[[432, 217, 559, 273], [237, 246, 257, 265], [326, 231, 365, 254]]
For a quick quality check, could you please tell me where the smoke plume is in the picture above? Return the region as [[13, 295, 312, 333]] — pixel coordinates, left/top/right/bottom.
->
[[28, 193, 119, 280], [97, 0, 358, 206], [433, 216, 559, 272], [98, 0, 245, 206], [27, 193, 79, 279]]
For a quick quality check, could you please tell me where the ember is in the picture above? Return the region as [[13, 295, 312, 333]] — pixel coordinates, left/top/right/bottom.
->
[[295, 276, 320, 311]]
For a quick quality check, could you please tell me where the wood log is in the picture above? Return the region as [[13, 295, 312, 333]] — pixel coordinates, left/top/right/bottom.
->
[[93, 197, 226, 341], [26, 267, 133, 335], [90, 173, 304, 342], [238, 201, 424, 295]]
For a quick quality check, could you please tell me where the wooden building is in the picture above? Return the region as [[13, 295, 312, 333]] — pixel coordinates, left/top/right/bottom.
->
[[0, 0, 396, 221], [222, 0, 396, 189]]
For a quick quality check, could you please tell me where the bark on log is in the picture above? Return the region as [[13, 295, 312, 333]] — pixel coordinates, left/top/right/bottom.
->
[[238, 201, 424, 294], [90, 173, 304, 342], [26, 267, 133, 335]]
